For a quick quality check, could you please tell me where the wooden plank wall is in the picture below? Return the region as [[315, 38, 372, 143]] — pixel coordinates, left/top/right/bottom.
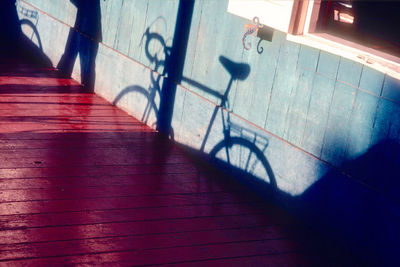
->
[[18, 0, 400, 265]]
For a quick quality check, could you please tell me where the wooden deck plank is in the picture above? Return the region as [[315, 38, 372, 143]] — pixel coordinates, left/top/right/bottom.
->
[[0, 131, 159, 140], [0, 182, 252, 202], [0, 202, 270, 228], [0, 193, 259, 217], [0, 226, 296, 261], [0, 173, 241, 189], [0, 163, 201, 179], [0, 239, 306, 266], [0, 215, 282, 245]]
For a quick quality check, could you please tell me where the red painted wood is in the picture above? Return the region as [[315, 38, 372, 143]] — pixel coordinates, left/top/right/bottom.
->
[[0, 240, 308, 266], [0, 173, 236, 190], [0, 226, 297, 260], [0, 57, 354, 266], [0, 163, 201, 179], [0, 215, 280, 245], [0, 137, 173, 150], [0, 193, 258, 217], [0, 182, 251, 202], [0, 131, 157, 140], [0, 203, 271, 228]]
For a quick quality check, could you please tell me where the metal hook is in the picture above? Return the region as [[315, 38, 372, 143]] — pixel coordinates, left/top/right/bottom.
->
[[242, 17, 263, 50]]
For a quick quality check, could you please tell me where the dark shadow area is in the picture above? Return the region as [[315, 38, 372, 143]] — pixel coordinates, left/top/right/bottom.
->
[[0, 0, 22, 57], [216, 134, 400, 266], [57, 0, 102, 91], [315, 1, 400, 58], [0, 1, 52, 71], [0, 1, 52, 68], [201, 136, 400, 265], [295, 139, 400, 266], [342, 139, 400, 198]]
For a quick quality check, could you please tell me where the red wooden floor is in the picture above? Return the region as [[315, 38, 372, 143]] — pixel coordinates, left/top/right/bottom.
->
[[0, 57, 355, 266]]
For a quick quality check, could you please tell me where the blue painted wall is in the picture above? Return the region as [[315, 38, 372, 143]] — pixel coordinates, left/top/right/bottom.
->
[[18, 0, 400, 264]]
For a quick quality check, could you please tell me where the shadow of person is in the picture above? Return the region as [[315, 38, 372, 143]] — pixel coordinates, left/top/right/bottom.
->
[[57, 0, 102, 91]]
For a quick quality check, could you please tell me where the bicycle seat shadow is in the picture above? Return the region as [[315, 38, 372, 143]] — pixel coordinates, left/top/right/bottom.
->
[[219, 56, 250, 81]]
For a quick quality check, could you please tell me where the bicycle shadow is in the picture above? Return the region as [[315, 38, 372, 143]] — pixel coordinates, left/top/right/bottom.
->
[[198, 56, 277, 195], [111, 24, 278, 195]]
